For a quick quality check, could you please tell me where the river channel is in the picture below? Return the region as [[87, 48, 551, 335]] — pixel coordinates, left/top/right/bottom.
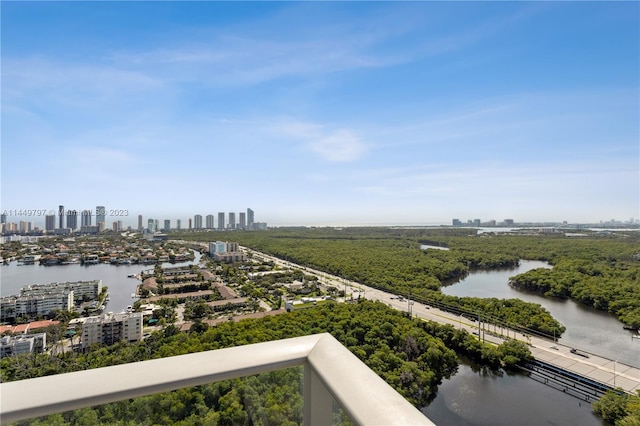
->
[[0, 251, 202, 314], [422, 358, 603, 426], [1, 249, 633, 424], [437, 259, 639, 367]]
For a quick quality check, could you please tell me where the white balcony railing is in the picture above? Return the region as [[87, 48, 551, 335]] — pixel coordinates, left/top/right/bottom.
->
[[0, 333, 434, 425]]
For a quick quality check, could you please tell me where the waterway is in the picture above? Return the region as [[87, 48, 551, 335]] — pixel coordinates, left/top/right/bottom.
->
[[0, 250, 630, 424], [0, 251, 202, 314], [423, 359, 604, 426], [441, 260, 639, 368]]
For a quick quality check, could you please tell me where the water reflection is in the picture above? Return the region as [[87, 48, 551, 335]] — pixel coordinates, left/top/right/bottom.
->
[[423, 358, 604, 426], [441, 260, 639, 367]]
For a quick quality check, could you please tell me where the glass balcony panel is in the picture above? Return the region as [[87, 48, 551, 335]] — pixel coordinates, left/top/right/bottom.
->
[[1, 334, 433, 425], [19, 368, 305, 425]]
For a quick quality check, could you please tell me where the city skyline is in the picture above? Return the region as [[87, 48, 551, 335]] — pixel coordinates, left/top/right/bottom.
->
[[1, 206, 265, 232], [1, 204, 637, 233], [2, 2, 638, 225]]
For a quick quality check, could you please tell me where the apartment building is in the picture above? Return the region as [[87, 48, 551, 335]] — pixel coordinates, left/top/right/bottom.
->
[[0, 333, 47, 358], [81, 312, 143, 350]]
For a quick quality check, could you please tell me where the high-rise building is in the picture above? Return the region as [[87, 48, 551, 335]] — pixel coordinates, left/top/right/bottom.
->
[[58, 205, 65, 229], [66, 210, 78, 230], [217, 212, 225, 230], [138, 215, 143, 231], [164, 220, 171, 231], [188, 218, 192, 229], [239, 212, 246, 230], [81, 210, 92, 227], [206, 214, 215, 229], [19, 221, 28, 233], [176, 219, 182, 230], [0, 213, 6, 224], [96, 206, 106, 228], [154, 219, 159, 232], [228, 212, 236, 229], [194, 215, 203, 229], [45, 215, 56, 231], [147, 219, 154, 233], [247, 208, 254, 230]]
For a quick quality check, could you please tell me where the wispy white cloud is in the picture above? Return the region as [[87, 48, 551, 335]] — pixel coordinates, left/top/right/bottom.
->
[[107, 36, 386, 88], [308, 129, 368, 162], [271, 120, 369, 162], [3, 58, 162, 106]]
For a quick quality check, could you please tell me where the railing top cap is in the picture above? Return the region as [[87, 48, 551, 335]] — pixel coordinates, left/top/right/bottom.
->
[[0, 333, 432, 425]]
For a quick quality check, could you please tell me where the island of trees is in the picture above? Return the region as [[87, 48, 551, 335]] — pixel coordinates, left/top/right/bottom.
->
[[3, 227, 639, 425]]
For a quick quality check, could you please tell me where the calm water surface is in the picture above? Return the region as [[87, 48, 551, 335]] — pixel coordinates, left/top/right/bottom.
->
[[0, 251, 201, 313], [423, 360, 604, 426], [1, 252, 624, 425], [441, 260, 639, 367]]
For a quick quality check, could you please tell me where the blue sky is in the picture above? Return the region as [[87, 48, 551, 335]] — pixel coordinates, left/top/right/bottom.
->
[[2, 1, 638, 227]]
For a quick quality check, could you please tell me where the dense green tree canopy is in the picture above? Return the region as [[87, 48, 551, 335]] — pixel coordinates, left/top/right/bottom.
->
[[4, 301, 532, 425], [176, 228, 640, 334]]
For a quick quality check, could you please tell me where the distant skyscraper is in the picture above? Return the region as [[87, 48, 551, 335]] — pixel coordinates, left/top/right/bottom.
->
[[96, 206, 106, 227], [147, 219, 154, 233], [194, 214, 203, 229], [58, 205, 65, 229], [164, 219, 171, 231], [206, 214, 215, 229], [0, 213, 6, 224], [45, 215, 56, 231], [239, 212, 246, 230], [81, 210, 92, 227], [67, 210, 78, 230], [188, 218, 192, 229], [228, 212, 236, 229], [217, 212, 225, 230], [138, 215, 143, 231], [19, 221, 28, 233], [176, 219, 182, 230], [247, 208, 254, 230], [154, 219, 159, 232]]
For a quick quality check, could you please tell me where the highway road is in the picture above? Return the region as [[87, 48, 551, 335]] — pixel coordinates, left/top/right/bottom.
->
[[245, 247, 640, 394]]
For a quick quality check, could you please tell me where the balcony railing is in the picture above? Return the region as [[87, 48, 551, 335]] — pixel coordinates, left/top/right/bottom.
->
[[0, 333, 434, 425]]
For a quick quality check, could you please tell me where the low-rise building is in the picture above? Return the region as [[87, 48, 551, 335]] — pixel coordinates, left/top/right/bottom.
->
[[1, 291, 74, 319], [19, 280, 102, 303], [0, 333, 47, 358], [81, 312, 143, 350], [213, 251, 247, 263]]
